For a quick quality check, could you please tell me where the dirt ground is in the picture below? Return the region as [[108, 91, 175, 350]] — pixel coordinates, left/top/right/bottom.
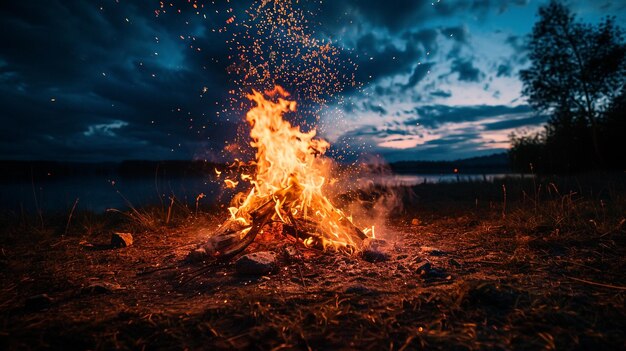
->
[[1, 177, 626, 350]]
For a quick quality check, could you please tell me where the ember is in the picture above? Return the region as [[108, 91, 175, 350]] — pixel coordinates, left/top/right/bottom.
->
[[203, 86, 373, 259]]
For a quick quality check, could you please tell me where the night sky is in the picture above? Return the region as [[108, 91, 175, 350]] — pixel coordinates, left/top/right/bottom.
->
[[1, 0, 624, 163]]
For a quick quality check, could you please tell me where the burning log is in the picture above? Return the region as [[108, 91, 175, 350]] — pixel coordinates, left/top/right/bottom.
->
[[194, 86, 373, 261]]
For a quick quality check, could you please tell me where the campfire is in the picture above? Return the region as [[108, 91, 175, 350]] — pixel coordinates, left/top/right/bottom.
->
[[199, 86, 374, 260]]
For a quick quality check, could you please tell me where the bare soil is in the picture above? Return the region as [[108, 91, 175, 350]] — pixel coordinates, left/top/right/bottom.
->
[[1, 176, 625, 350]]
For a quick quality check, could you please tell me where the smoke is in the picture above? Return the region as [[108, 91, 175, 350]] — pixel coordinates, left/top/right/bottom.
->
[[330, 154, 417, 241]]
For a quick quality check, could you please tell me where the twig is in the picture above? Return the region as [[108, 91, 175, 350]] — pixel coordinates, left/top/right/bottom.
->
[[566, 276, 626, 291], [166, 195, 175, 225], [30, 166, 44, 230], [465, 260, 506, 265], [286, 211, 307, 289], [155, 163, 165, 214], [501, 184, 507, 219], [136, 264, 179, 276], [64, 198, 79, 236], [178, 264, 217, 286]]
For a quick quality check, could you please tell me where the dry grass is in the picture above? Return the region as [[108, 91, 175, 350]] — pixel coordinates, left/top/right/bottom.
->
[[0, 174, 625, 350]]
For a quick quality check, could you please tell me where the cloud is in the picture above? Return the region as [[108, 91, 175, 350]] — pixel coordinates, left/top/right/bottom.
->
[[496, 63, 513, 77], [329, 103, 541, 162], [450, 59, 484, 82], [441, 25, 470, 43], [403, 29, 439, 54], [0, 0, 236, 161], [430, 90, 452, 98], [405, 62, 435, 87], [483, 114, 546, 130], [318, 0, 532, 37], [408, 104, 532, 128], [504, 34, 528, 62], [84, 120, 129, 137], [353, 33, 422, 83]]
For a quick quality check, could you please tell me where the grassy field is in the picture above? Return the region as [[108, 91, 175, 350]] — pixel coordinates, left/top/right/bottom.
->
[[1, 174, 625, 350]]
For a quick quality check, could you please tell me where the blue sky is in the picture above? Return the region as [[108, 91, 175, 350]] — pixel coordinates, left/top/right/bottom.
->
[[0, 0, 624, 162]]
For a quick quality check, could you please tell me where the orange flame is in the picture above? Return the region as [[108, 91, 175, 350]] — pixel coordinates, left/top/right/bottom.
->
[[226, 86, 371, 250]]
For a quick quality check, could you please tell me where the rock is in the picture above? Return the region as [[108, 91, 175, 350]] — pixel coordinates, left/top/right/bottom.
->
[[415, 260, 432, 275], [186, 247, 209, 262], [25, 294, 53, 311], [420, 246, 446, 256], [81, 282, 124, 295], [413, 259, 450, 280], [235, 251, 277, 275], [411, 218, 421, 226], [344, 284, 371, 294], [449, 258, 462, 267], [361, 238, 391, 262], [111, 232, 133, 248]]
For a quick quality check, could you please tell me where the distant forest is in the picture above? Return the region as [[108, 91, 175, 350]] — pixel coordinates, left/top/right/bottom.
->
[[0, 153, 511, 183]]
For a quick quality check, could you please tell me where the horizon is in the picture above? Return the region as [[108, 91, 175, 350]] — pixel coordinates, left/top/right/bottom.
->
[[0, 151, 509, 165]]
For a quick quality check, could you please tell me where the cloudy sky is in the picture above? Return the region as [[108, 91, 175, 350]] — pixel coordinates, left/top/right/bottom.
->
[[1, 0, 624, 162]]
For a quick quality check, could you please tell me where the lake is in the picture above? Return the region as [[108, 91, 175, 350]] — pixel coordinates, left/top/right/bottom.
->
[[0, 173, 522, 213]]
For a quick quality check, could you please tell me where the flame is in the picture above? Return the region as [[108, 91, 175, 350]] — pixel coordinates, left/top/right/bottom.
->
[[225, 86, 371, 250]]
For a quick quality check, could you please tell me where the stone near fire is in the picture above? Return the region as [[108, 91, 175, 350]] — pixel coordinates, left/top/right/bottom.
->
[[186, 247, 208, 262], [415, 259, 432, 275], [344, 283, 373, 295], [111, 232, 133, 248], [235, 251, 277, 275], [414, 258, 450, 280], [362, 238, 391, 262], [81, 282, 124, 295], [420, 246, 446, 256]]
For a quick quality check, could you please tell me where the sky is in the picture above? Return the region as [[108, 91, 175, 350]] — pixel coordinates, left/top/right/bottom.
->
[[1, 0, 624, 163]]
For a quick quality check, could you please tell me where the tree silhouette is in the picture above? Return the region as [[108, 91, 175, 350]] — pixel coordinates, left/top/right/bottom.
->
[[512, 0, 626, 172]]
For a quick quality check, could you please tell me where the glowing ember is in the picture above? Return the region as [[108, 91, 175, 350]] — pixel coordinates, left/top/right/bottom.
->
[[221, 85, 372, 252]]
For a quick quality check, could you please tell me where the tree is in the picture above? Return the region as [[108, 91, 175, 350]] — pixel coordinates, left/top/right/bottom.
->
[[519, 0, 626, 168]]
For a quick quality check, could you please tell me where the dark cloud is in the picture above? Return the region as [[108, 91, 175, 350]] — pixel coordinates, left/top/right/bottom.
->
[[367, 103, 388, 115], [483, 114, 547, 130], [403, 29, 439, 54], [319, 0, 531, 35], [450, 59, 484, 82], [353, 34, 422, 83], [505, 34, 528, 57], [321, 0, 434, 32], [496, 63, 513, 77], [430, 90, 453, 98], [408, 104, 532, 128], [376, 138, 507, 162], [0, 0, 235, 161], [405, 63, 435, 88]]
